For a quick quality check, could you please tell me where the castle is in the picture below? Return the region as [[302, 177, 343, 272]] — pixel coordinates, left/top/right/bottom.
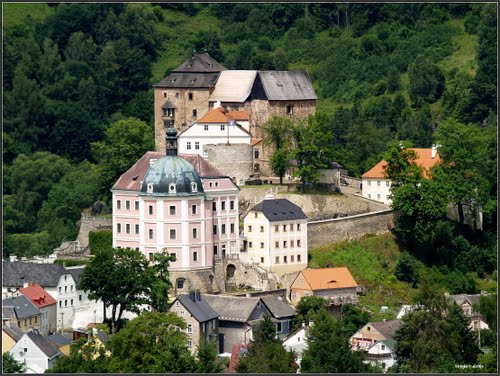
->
[[153, 53, 317, 176]]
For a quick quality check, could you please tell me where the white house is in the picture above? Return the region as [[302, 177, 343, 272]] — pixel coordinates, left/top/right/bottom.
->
[[283, 324, 310, 370], [361, 146, 440, 205], [242, 194, 308, 276], [364, 340, 396, 372], [10, 329, 62, 373], [177, 107, 251, 157]]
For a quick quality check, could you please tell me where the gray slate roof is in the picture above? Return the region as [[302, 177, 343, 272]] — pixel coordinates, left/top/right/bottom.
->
[[27, 329, 61, 359], [370, 320, 402, 341], [67, 267, 85, 288], [3, 324, 25, 342], [3, 295, 41, 319], [258, 71, 317, 101], [250, 198, 307, 222], [260, 296, 296, 318], [48, 332, 72, 346], [450, 294, 481, 306], [3, 261, 67, 288], [176, 294, 219, 323], [154, 72, 221, 88], [173, 53, 226, 73], [95, 330, 110, 343], [203, 295, 261, 322]]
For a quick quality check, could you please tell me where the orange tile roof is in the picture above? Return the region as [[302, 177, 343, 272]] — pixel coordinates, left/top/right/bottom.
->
[[362, 148, 441, 179], [299, 267, 358, 290], [251, 138, 262, 146], [198, 108, 229, 123], [227, 110, 250, 121], [19, 283, 57, 308]]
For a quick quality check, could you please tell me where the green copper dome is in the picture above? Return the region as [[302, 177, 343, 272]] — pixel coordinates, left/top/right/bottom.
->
[[140, 156, 204, 196]]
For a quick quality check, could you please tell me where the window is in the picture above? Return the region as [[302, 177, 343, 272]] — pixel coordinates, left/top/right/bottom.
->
[[291, 240, 295, 247], [230, 223, 235, 233], [135, 224, 139, 234], [283, 225, 287, 232], [214, 245, 218, 255], [23, 348, 28, 353], [64, 275, 67, 281], [213, 225, 217, 235], [220, 125, 225, 131], [117, 200, 121, 210], [147, 183, 154, 193], [170, 205, 176, 215], [117, 223, 122, 234], [169, 184, 176, 193], [386, 181, 390, 187], [192, 205, 197, 214], [187, 142, 192, 150], [180, 310, 185, 317], [215, 182, 219, 187], [65, 300, 68, 307], [275, 241, 279, 248], [221, 224, 226, 234], [193, 252, 198, 262], [59, 287, 62, 293], [254, 212, 258, 218], [275, 225, 279, 232], [297, 224, 301, 231], [71, 299, 74, 306], [298, 254, 302, 262], [261, 257, 264, 263], [249, 242, 253, 248], [191, 183, 197, 192], [260, 226, 264, 232], [230, 200, 235, 210], [368, 181, 371, 186], [368, 194, 372, 198], [79, 295, 82, 302], [212, 202, 217, 211], [254, 150, 259, 159], [291, 255, 295, 262], [149, 205, 153, 215], [59, 301, 62, 308], [126, 201, 130, 210], [377, 194, 381, 200], [193, 228, 198, 239], [286, 105, 293, 115], [188, 340, 193, 348], [275, 256, 280, 264], [377, 181, 381, 186], [126, 224, 130, 234], [192, 109, 197, 117], [283, 241, 287, 248], [29, 318, 32, 325], [187, 324, 193, 334], [71, 285, 73, 292], [381, 345, 385, 350], [188, 93, 193, 100], [221, 201, 226, 210], [170, 229, 176, 239], [135, 201, 139, 210], [284, 256, 288, 263], [204, 125, 209, 131], [297, 240, 301, 247], [195, 142, 200, 150], [163, 92, 167, 98], [149, 229, 154, 239], [248, 225, 252, 232], [65, 286, 68, 293], [175, 92, 179, 98], [170, 253, 177, 262], [260, 242, 264, 248]]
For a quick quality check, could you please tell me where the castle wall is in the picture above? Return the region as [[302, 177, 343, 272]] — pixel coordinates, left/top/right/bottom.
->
[[204, 143, 254, 185], [154, 88, 211, 151]]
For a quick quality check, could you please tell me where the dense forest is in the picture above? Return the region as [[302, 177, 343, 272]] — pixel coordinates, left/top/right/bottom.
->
[[2, 3, 497, 260]]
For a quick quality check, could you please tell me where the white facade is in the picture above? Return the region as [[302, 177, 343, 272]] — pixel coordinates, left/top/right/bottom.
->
[[178, 121, 251, 157], [243, 202, 308, 276], [361, 178, 392, 205], [10, 332, 62, 374], [283, 326, 309, 369], [364, 341, 395, 372]]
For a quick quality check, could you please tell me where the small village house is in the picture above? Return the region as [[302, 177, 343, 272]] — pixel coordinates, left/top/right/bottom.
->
[[290, 267, 359, 306], [17, 283, 57, 335], [2, 295, 42, 333], [48, 332, 72, 356], [242, 195, 308, 276], [169, 291, 219, 353], [282, 323, 310, 370]]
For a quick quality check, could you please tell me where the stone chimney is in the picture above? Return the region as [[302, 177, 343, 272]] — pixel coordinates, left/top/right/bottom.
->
[[195, 290, 201, 301], [189, 291, 196, 302]]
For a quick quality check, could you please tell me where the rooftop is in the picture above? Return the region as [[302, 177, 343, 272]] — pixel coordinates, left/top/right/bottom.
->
[[208, 70, 257, 103], [257, 71, 317, 101], [19, 283, 57, 308], [176, 293, 219, 323], [298, 267, 358, 290], [249, 198, 307, 222], [3, 295, 41, 319], [3, 261, 67, 288]]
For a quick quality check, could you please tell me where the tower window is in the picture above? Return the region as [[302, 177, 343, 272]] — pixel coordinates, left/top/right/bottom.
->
[[126, 224, 130, 234], [170, 205, 176, 215], [117, 223, 121, 233], [188, 93, 193, 100], [170, 229, 176, 239], [192, 204, 197, 214], [193, 252, 198, 262], [254, 150, 259, 159], [193, 228, 198, 239], [135, 224, 139, 234], [191, 183, 197, 193], [147, 184, 153, 193], [149, 205, 153, 215], [192, 109, 197, 117], [149, 229, 154, 239], [117, 200, 121, 210], [169, 184, 176, 193]]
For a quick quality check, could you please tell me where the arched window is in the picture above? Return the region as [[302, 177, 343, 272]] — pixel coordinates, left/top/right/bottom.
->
[[191, 182, 197, 192], [147, 184, 154, 193], [169, 184, 176, 193]]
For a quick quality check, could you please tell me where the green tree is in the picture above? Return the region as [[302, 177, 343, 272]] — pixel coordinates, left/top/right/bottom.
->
[[262, 115, 293, 184], [48, 337, 110, 373], [291, 295, 328, 331], [408, 55, 445, 107], [301, 309, 370, 373], [479, 294, 497, 332], [91, 117, 154, 197], [340, 303, 370, 337], [394, 252, 420, 286], [79, 247, 153, 333], [148, 251, 176, 312], [237, 315, 297, 373], [196, 340, 224, 373], [108, 311, 197, 373], [2, 352, 26, 373]]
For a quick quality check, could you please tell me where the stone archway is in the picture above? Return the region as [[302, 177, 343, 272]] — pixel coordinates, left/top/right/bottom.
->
[[226, 264, 236, 280]]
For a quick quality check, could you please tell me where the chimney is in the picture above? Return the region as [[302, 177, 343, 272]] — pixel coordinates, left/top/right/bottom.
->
[[9, 255, 17, 262], [23, 282, 29, 288], [189, 291, 196, 302], [301, 322, 305, 328], [431, 144, 438, 158], [245, 293, 252, 298], [195, 290, 201, 301], [214, 101, 221, 109]]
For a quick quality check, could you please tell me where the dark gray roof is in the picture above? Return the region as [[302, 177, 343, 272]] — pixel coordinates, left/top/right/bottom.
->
[[250, 198, 307, 222], [95, 330, 110, 343], [67, 267, 85, 288], [3, 324, 24, 342], [154, 72, 221, 88], [3, 261, 67, 288], [173, 53, 226, 73], [258, 71, 317, 101], [3, 295, 41, 319], [27, 329, 61, 359], [449, 294, 481, 306], [260, 297, 295, 318], [176, 294, 219, 323], [203, 295, 261, 322], [370, 320, 402, 341], [162, 99, 176, 109], [140, 156, 205, 196], [48, 332, 72, 346]]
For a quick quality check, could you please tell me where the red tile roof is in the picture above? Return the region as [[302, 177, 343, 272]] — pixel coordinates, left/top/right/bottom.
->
[[19, 283, 57, 308], [112, 152, 226, 191], [227, 110, 250, 121], [362, 148, 441, 179]]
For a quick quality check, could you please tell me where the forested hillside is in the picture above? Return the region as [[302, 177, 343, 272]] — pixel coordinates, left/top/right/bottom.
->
[[2, 3, 497, 257]]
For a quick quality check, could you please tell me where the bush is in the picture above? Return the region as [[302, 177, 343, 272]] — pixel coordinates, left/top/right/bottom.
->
[[89, 230, 112, 254], [395, 252, 419, 286]]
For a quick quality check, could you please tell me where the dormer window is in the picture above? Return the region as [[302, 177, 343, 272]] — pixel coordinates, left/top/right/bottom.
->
[[169, 184, 177, 193], [147, 184, 154, 193], [191, 182, 198, 192]]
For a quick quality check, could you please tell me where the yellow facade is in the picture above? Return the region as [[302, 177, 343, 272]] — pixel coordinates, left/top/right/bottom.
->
[[2, 330, 17, 353]]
